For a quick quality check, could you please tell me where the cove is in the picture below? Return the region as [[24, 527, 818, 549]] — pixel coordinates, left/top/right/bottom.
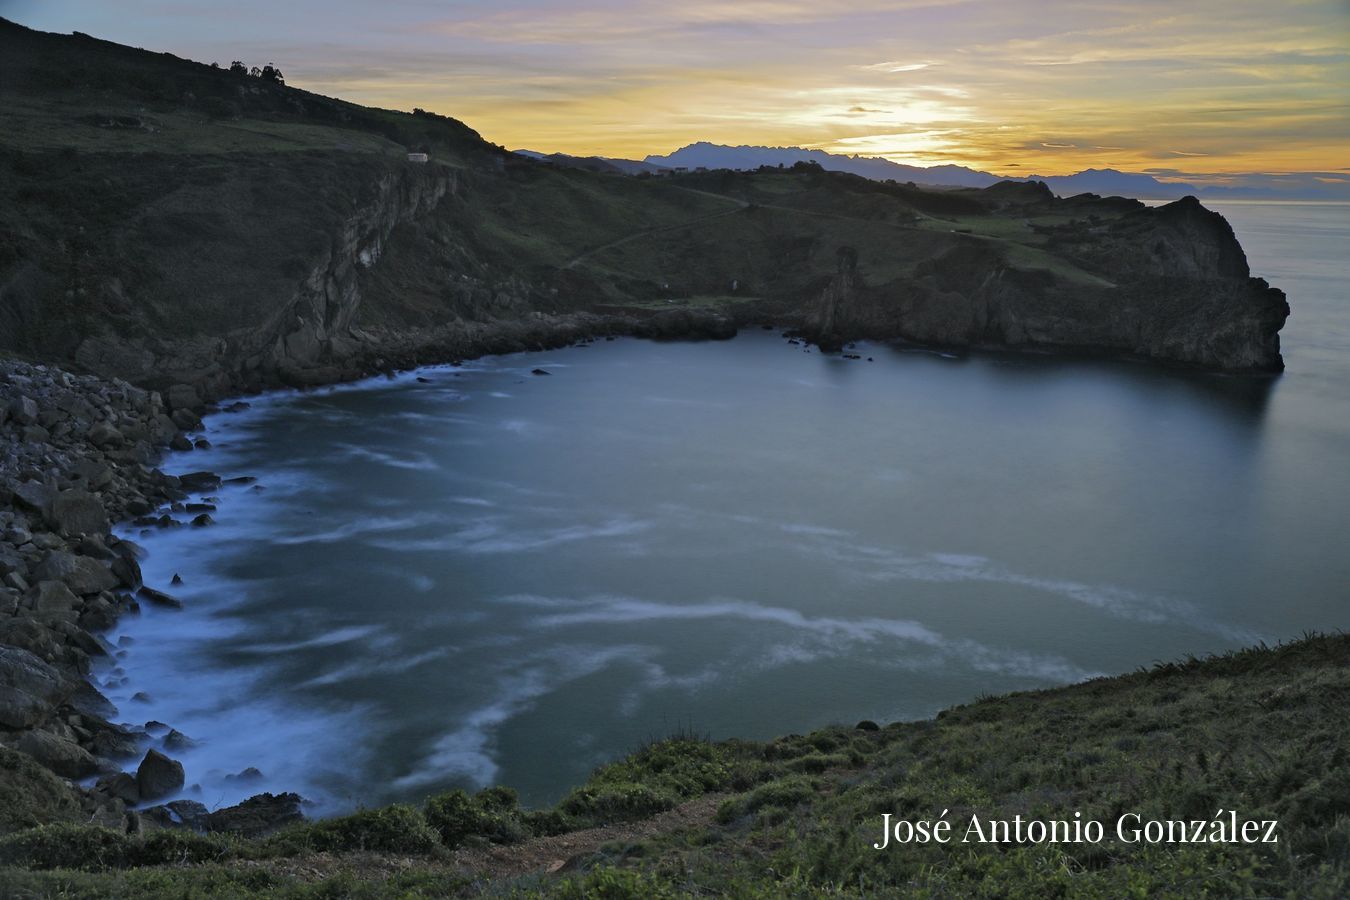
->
[[101, 203, 1350, 814]]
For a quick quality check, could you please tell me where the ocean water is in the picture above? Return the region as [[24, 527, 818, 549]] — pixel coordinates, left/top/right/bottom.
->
[[102, 201, 1350, 812]]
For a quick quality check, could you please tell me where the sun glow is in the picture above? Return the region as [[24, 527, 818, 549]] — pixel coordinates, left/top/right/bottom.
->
[[11, 0, 1349, 175]]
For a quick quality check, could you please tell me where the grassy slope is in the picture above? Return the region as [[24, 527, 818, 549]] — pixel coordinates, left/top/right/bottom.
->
[[2, 634, 1346, 897]]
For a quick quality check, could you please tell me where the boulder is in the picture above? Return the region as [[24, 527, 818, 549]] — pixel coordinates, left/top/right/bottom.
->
[[177, 471, 221, 491], [0, 645, 74, 728], [71, 459, 113, 490], [48, 490, 109, 537], [136, 586, 182, 609], [25, 581, 82, 623], [163, 729, 198, 752], [12, 730, 101, 779], [171, 408, 202, 431], [206, 792, 305, 838], [148, 414, 178, 443], [111, 554, 143, 590], [88, 421, 123, 448], [0, 617, 65, 662], [143, 798, 210, 831], [13, 481, 51, 515], [32, 552, 117, 595], [136, 749, 185, 801], [95, 771, 141, 805], [166, 384, 201, 413], [7, 395, 38, 426]]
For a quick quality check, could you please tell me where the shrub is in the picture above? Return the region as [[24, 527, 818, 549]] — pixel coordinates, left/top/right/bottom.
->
[[0, 824, 130, 871], [559, 783, 677, 824], [716, 776, 818, 825], [131, 830, 238, 866], [269, 804, 440, 856], [424, 788, 528, 849]]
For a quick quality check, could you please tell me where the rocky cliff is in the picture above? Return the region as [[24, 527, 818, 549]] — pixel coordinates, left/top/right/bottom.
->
[[801, 195, 1287, 371]]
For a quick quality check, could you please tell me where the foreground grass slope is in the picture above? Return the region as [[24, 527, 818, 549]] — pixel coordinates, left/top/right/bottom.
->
[[2, 634, 1346, 897]]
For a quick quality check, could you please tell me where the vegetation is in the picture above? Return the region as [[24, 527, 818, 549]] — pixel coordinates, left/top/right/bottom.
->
[[0, 634, 1346, 896]]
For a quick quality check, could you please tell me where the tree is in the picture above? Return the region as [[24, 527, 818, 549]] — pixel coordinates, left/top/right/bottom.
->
[[229, 60, 247, 75], [259, 64, 284, 84]]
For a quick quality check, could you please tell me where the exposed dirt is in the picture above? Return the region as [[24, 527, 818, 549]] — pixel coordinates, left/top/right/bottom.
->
[[224, 793, 725, 885]]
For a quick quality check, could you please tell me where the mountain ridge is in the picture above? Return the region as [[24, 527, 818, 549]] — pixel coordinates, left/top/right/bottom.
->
[[638, 141, 1348, 201]]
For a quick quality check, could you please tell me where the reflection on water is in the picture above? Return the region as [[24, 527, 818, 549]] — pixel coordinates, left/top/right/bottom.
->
[[102, 202, 1350, 812]]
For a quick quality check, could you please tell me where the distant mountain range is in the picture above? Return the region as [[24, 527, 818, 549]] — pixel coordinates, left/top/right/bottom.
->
[[515, 143, 1350, 201]]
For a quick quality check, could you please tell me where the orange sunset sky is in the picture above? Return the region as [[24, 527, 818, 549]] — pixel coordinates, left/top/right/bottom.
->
[[9, 0, 1349, 178]]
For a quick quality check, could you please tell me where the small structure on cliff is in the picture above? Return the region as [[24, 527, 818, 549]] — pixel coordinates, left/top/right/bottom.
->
[[406, 152, 429, 163]]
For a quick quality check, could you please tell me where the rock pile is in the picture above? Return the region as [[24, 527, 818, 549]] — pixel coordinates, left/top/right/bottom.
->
[[0, 358, 294, 835]]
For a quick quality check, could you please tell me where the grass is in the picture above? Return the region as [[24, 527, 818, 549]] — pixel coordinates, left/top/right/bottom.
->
[[2, 635, 1347, 896]]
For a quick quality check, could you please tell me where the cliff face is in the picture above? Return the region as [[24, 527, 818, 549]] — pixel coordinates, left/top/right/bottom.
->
[[804, 197, 1288, 371], [60, 162, 458, 396]]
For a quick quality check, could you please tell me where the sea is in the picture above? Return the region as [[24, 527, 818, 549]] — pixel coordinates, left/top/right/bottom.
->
[[103, 200, 1350, 812]]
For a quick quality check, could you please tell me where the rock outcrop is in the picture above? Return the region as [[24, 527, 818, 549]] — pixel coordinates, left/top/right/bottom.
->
[[802, 196, 1288, 371]]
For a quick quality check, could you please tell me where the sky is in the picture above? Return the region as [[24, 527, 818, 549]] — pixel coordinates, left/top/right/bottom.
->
[[6, 0, 1349, 177]]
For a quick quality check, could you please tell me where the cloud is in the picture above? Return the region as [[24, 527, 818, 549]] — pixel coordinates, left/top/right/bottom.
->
[[9, 0, 1346, 173]]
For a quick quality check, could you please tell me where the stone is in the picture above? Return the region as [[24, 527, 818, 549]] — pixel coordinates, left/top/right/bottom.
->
[[13, 481, 51, 514], [163, 729, 199, 752], [77, 534, 116, 560], [224, 766, 264, 784], [25, 580, 83, 622], [190, 513, 214, 527], [0, 645, 74, 728], [148, 414, 178, 443], [96, 771, 142, 805], [32, 552, 117, 595], [14, 730, 101, 778], [111, 554, 143, 590], [531, 368, 551, 375], [166, 384, 201, 413], [169, 434, 193, 452], [48, 490, 109, 537], [143, 799, 209, 831], [171, 408, 202, 431], [88, 421, 123, 448], [7, 395, 38, 426], [206, 792, 305, 838], [177, 471, 221, 491], [137, 586, 182, 609], [136, 749, 185, 801]]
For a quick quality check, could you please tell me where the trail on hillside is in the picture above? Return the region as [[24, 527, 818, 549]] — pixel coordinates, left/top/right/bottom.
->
[[563, 190, 749, 270], [223, 793, 725, 885]]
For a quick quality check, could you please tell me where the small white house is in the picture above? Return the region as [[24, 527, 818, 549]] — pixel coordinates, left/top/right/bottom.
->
[[407, 152, 429, 163]]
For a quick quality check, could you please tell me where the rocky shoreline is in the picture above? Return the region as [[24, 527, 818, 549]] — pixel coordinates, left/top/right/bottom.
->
[[0, 308, 748, 839]]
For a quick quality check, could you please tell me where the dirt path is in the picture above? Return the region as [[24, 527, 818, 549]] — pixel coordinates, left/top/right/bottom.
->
[[451, 792, 724, 878], [563, 192, 748, 270], [227, 793, 725, 885]]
